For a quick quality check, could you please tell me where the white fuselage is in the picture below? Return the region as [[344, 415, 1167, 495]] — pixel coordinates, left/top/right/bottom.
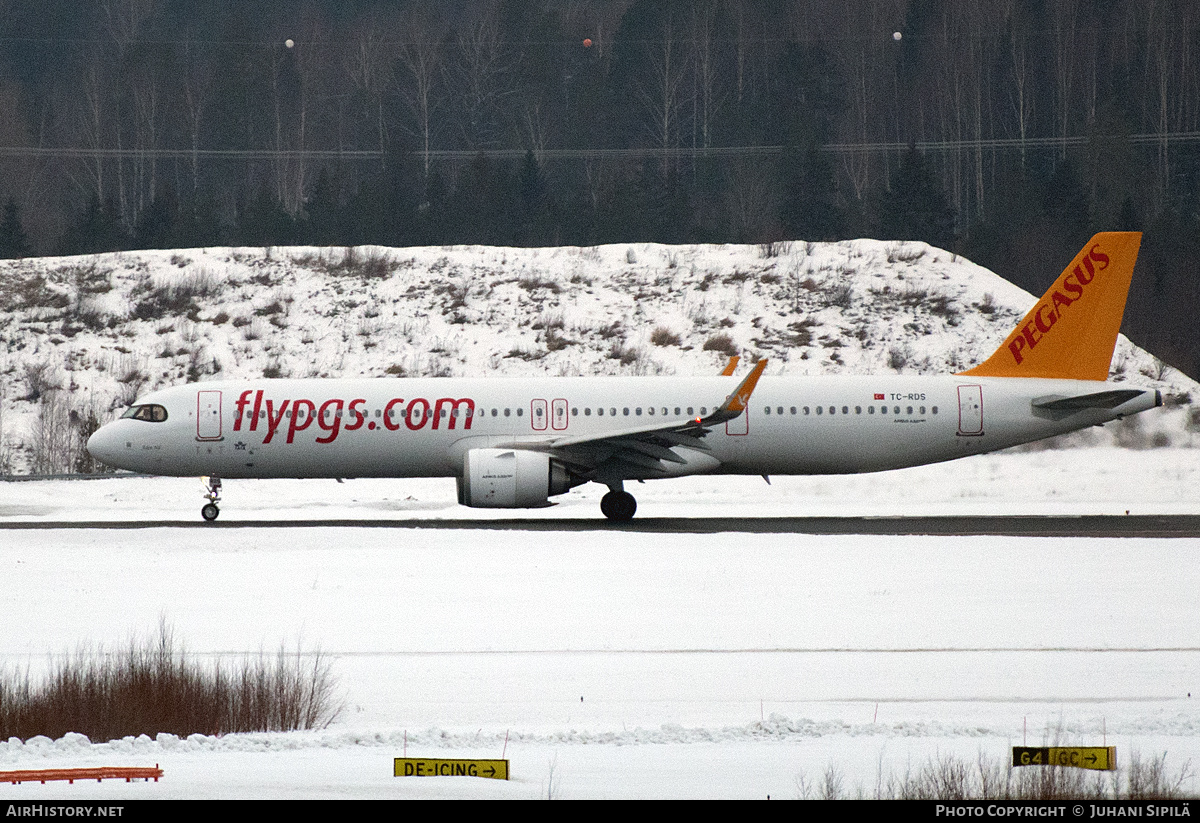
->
[[86, 375, 1158, 481]]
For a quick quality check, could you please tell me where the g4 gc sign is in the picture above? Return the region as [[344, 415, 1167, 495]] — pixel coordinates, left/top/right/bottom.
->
[[1012, 746, 1116, 771]]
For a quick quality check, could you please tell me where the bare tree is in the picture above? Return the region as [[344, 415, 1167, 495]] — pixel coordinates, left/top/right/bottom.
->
[[451, 4, 511, 150], [690, 0, 723, 150], [394, 2, 447, 178], [31, 391, 75, 475], [636, 8, 690, 163], [344, 8, 397, 156], [181, 37, 211, 205]]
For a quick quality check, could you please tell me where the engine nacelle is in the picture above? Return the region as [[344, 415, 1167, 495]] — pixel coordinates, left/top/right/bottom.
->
[[457, 448, 576, 508]]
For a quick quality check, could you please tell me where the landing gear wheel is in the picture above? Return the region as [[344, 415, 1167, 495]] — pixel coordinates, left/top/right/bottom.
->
[[201, 476, 222, 522], [600, 490, 637, 521]]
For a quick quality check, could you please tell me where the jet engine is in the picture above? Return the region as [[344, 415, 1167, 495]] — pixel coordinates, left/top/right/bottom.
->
[[457, 448, 577, 508]]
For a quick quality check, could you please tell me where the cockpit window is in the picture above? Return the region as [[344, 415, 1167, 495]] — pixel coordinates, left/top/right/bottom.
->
[[121, 404, 169, 422]]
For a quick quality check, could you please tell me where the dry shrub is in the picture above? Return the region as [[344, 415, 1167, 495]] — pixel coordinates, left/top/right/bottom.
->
[[650, 326, 682, 347], [703, 333, 738, 358], [0, 622, 340, 742]]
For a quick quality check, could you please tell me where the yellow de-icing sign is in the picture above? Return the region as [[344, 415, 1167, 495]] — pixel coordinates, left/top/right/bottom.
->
[[394, 758, 509, 780], [1012, 746, 1116, 771]]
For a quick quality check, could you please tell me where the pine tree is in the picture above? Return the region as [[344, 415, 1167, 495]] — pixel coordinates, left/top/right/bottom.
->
[[874, 146, 956, 249], [0, 198, 30, 258], [60, 196, 130, 256]]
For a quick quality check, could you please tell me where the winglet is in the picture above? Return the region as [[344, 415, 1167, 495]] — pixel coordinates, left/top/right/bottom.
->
[[719, 356, 740, 376], [960, 232, 1141, 381], [704, 358, 768, 424]]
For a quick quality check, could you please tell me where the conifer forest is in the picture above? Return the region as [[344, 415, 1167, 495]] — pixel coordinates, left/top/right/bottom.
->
[[0, 0, 1197, 375]]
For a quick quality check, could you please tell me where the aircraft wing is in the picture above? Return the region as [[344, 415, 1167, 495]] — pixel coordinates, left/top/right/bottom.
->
[[500, 359, 767, 481]]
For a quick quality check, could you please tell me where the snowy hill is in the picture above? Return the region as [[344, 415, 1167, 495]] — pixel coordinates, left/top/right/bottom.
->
[[0, 240, 1196, 473]]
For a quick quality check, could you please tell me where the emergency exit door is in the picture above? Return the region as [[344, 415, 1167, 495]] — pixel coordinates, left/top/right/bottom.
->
[[197, 390, 223, 440], [956, 385, 983, 436]]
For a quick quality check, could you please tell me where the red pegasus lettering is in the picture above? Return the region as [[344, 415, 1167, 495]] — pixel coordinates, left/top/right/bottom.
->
[[345, 399, 367, 431], [1009, 335, 1028, 364], [249, 389, 264, 431], [234, 390, 254, 432], [315, 398, 344, 444], [434, 398, 475, 430], [1062, 273, 1085, 299], [406, 398, 430, 431], [383, 398, 405, 431], [1034, 303, 1058, 334], [1021, 320, 1042, 351], [262, 399, 291, 444], [1051, 290, 1074, 313], [286, 399, 315, 443]]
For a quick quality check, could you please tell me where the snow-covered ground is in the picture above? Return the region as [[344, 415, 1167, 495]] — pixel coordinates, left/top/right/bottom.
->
[[2, 241, 1197, 474], [1, 449, 1198, 799], [1, 241, 1197, 796]]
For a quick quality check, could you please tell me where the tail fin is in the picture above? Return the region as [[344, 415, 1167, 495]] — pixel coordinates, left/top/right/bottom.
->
[[959, 232, 1141, 381]]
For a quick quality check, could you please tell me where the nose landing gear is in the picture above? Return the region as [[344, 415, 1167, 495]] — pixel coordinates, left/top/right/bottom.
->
[[201, 476, 222, 522]]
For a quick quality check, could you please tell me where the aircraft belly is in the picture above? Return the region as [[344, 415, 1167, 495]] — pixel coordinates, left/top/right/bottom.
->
[[223, 433, 450, 479]]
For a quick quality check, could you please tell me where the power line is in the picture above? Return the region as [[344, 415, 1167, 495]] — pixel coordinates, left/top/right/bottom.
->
[[1, 133, 1198, 163]]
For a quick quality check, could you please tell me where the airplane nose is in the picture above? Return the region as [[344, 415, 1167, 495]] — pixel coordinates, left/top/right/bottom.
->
[[87, 424, 122, 467]]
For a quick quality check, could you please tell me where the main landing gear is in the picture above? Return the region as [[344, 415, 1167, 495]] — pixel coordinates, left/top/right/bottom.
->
[[201, 476, 222, 522], [600, 485, 637, 521]]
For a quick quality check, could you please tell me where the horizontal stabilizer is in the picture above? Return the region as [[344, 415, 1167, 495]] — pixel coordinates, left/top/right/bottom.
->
[[1032, 389, 1149, 411]]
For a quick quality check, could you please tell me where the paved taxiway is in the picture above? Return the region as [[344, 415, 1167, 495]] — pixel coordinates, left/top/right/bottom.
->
[[3, 513, 1199, 536]]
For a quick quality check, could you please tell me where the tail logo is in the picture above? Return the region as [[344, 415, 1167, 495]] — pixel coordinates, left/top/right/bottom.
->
[[1007, 244, 1109, 366]]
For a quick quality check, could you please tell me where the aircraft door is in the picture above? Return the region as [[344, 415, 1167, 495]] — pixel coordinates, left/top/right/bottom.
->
[[551, 398, 569, 431], [725, 404, 749, 436], [197, 390, 223, 440], [531, 398, 548, 431], [956, 384, 983, 436]]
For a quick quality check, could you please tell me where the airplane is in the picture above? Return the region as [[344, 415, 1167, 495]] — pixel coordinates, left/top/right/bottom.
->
[[86, 232, 1161, 522]]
